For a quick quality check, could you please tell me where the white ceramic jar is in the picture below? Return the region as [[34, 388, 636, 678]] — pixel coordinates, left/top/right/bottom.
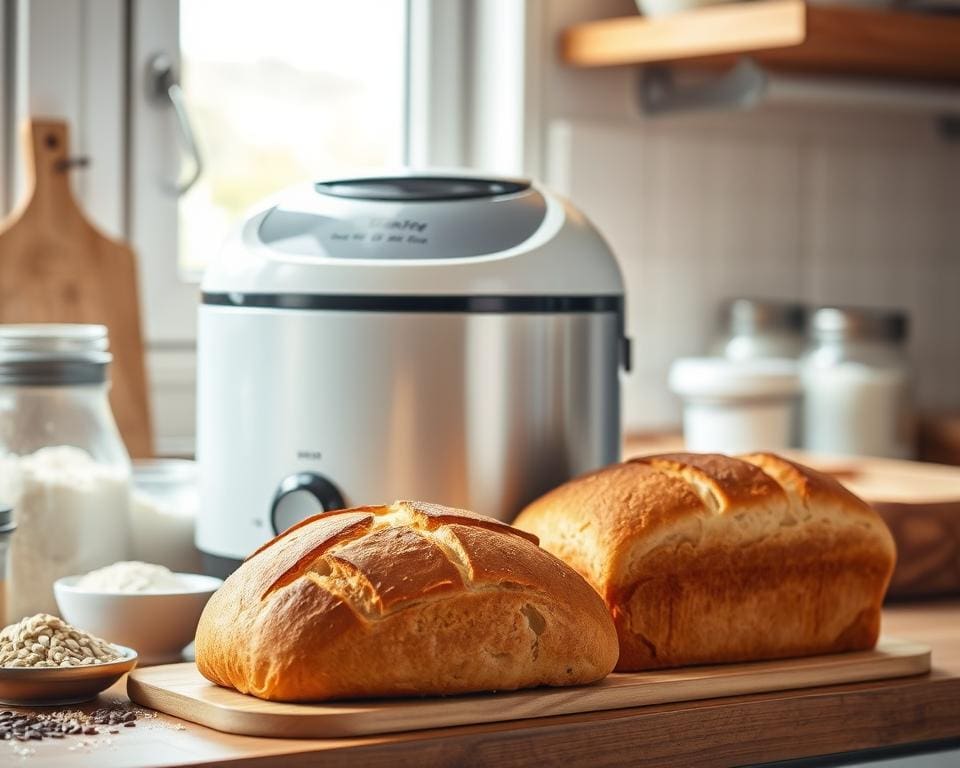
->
[[669, 357, 801, 454], [800, 307, 913, 459]]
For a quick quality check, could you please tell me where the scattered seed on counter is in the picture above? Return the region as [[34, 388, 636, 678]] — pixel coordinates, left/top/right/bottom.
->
[[0, 706, 140, 742]]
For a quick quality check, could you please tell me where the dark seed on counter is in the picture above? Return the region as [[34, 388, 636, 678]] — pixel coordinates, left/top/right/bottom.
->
[[124, 722, 136, 727], [0, 707, 141, 742]]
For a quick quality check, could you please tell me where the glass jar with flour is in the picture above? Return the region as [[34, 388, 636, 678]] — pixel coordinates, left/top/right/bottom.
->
[[131, 459, 201, 573], [800, 308, 914, 459], [0, 325, 131, 622]]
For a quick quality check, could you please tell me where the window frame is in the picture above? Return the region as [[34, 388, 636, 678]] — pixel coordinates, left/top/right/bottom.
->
[[3, 0, 127, 239], [1, 2, 8, 213], [128, 0, 199, 344], [131, 0, 419, 343]]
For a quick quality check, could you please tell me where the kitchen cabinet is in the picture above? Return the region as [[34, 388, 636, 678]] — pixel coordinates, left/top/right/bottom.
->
[[562, 0, 960, 83]]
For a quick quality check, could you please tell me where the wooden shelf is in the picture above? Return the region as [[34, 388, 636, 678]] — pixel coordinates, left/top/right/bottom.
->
[[562, 0, 960, 83]]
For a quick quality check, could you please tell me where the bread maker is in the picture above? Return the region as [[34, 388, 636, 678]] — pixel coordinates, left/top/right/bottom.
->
[[196, 173, 628, 575]]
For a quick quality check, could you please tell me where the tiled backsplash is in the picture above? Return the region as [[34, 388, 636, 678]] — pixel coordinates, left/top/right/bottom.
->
[[546, 109, 960, 431]]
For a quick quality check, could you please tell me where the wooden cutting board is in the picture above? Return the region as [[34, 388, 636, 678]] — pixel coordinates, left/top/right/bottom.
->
[[126, 638, 929, 739], [811, 455, 960, 598], [0, 118, 153, 457]]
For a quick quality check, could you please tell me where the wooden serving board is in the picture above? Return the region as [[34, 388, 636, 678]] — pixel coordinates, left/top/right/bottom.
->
[[127, 638, 930, 739]]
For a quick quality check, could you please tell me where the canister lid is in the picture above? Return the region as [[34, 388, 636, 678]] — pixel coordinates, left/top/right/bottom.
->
[[810, 307, 908, 343], [0, 506, 15, 534], [722, 298, 805, 336], [0, 324, 112, 386], [669, 357, 801, 401]]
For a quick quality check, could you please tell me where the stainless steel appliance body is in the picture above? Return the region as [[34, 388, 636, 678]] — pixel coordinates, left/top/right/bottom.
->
[[197, 174, 627, 574]]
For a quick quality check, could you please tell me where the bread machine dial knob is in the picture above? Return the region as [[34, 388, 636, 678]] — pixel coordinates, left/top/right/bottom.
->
[[270, 472, 346, 534]]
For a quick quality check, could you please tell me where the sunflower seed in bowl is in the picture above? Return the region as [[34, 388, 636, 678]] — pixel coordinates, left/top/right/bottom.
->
[[0, 614, 137, 705]]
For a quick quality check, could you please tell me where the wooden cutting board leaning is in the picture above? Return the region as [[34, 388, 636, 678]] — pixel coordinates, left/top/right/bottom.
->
[[127, 638, 929, 738], [0, 118, 153, 457]]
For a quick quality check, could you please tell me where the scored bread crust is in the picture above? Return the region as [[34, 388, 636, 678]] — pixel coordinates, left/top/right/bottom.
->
[[513, 452, 897, 671], [194, 500, 619, 701]]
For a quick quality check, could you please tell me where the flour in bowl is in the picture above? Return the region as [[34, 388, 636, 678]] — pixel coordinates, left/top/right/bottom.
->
[[76, 561, 187, 593]]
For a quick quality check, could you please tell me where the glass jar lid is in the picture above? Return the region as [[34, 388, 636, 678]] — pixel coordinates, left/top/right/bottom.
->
[[722, 298, 806, 337], [132, 458, 197, 485], [0, 324, 112, 385], [0, 505, 14, 535], [810, 307, 908, 344]]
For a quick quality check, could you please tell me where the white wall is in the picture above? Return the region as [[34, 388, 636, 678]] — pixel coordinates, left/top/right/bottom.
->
[[535, 0, 960, 432]]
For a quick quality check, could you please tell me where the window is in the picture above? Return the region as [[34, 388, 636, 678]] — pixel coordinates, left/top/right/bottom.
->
[[4, 0, 533, 452], [177, 0, 407, 278]]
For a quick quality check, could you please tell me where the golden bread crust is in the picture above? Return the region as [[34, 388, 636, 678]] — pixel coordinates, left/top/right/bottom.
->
[[195, 501, 618, 701], [513, 452, 896, 671]]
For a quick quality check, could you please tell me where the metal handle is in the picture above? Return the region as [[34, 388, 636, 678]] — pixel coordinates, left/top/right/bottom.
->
[[147, 52, 203, 196]]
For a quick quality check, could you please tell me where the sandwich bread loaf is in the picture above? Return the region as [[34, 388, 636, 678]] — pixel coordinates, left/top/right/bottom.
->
[[514, 453, 896, 671]]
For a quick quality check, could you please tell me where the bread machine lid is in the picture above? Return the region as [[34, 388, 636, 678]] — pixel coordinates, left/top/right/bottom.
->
[[257, 176, 547, 262], [203, 172, 625, 298]]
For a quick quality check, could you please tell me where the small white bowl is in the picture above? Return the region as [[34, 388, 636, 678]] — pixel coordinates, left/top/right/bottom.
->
[[54, 573, 223, 666]]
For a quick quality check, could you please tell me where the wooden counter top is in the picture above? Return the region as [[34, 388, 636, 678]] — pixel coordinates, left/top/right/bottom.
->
[[6, 602, 960, 767]]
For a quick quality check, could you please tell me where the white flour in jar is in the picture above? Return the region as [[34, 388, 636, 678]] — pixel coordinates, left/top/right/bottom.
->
[[130, 491, 201, 573], [0, 446, 130, 622]]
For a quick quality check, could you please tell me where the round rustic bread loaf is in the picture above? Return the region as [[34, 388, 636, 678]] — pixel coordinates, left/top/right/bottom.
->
[[514, 452, 897, 671], [195, 500, 619, 701]]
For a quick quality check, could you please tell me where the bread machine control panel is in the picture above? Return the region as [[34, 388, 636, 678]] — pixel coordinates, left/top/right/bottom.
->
[[256, 175, 548, 261]]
